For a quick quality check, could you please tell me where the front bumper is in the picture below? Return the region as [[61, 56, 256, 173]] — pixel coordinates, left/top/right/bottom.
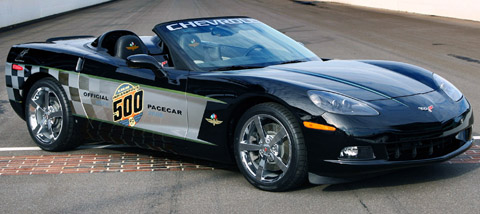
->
[[303, 95, 474, 184], [308, 138, 473, 184]]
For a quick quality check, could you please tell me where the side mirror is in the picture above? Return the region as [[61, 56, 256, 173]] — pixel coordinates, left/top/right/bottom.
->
[[126, 54, 167, 77]]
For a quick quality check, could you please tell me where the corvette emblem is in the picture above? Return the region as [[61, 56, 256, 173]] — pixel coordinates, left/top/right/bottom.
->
[[205, 113, 223, 126], [126, 42, 139, 51], [418, 105, 434, 112]]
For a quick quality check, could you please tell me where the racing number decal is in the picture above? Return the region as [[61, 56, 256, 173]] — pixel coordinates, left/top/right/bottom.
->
[[112, 83, 144, 127]]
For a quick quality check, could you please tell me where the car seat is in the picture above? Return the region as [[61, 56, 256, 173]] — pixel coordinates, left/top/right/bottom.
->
[[114, 35, 148, 59]]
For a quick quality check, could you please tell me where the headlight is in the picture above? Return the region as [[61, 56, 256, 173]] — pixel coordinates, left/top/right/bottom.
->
[[433, 74, 462, 102], [308, 90, 379, 116]]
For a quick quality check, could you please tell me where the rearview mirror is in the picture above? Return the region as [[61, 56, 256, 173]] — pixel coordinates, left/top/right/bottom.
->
[[211, 26, 235, 37], [126, 54, 167, 77]]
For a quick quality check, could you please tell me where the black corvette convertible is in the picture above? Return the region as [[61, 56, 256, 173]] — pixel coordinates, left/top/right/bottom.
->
[[5, 16, 473, 191]]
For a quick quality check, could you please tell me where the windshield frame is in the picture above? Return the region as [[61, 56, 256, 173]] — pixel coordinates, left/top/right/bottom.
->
[[153, 16, 320, 72]]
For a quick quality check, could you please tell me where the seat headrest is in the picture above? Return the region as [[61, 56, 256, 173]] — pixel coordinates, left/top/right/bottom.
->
[[114, 35, 148, 59], [179, 34, 204, 61], [179, 34, 201, 49]]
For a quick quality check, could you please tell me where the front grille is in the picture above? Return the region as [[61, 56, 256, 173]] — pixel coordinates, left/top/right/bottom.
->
[[385, 130, 468, 161], [388, 111, 469, 142]]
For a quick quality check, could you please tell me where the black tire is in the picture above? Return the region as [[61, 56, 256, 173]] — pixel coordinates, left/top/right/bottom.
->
[[234, 102, 307, 191], [24, 77, 82, 151]]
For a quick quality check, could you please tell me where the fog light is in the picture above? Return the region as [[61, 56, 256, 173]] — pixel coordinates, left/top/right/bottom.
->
[[339, 146, 375, 160]]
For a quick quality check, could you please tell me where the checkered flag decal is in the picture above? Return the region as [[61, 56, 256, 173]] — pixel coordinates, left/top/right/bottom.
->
[[5, 63, 27, 102], [5, 63, 86, 116]]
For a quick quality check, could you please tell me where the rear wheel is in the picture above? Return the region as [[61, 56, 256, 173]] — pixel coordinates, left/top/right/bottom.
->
[[234, 103, 307, 191], [25, 78, 82, 151]]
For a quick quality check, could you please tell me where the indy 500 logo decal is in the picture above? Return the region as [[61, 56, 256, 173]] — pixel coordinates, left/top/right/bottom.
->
[[112, 83, 144, 127]]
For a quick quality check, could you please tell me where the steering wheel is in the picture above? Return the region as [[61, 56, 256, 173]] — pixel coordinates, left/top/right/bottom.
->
[[244, 44, 266, 56]]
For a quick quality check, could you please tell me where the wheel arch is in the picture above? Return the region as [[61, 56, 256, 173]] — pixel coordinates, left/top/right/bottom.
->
[[19, 72, 57, 120], [226, 94, 300, 159]]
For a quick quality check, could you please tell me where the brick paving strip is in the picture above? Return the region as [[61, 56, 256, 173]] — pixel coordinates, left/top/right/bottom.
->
[[0, 143, 478, 176], [0, 153, 215, 176], [446, 143, 480, 164]]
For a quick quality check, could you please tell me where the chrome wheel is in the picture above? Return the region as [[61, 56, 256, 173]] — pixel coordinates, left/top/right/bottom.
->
[[27, 87, 63, 145], [238, 114, 291, 183]]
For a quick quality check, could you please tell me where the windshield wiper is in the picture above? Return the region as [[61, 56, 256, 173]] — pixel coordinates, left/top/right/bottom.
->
[[277, 60, 306, 65], [211, 65, 264, 71]]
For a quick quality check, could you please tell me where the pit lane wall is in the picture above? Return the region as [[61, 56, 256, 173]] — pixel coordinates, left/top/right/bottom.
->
[[0, 0, 112, 29], [320, 0, 480, 22]]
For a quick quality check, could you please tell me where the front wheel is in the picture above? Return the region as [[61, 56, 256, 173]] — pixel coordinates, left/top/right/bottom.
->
[[234, 103, 307, 191], [25, 78, 82, 151]]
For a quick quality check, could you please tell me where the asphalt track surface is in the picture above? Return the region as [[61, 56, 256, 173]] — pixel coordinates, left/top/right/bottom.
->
[[0, 0, 479, 213]]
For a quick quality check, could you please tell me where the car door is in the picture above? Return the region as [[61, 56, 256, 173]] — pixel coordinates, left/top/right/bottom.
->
[[78, 55, 189, 151]]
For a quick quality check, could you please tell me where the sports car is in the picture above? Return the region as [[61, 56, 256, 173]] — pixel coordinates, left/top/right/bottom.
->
[[5, 16, 474, 191]]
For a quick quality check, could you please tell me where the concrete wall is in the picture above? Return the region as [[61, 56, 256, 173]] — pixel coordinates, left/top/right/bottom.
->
[[0, 0, 111, 28], [321, 0, 480, 22]]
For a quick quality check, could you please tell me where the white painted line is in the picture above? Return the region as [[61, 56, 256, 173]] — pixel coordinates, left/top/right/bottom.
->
[[474, 136, 480, 140], [77, 144, 133, 150], [0, 144, 133, 152], [0, 147, 42, 152]]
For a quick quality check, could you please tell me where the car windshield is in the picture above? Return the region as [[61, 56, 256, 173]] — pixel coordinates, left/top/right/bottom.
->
[[154, 17, 320, 71]]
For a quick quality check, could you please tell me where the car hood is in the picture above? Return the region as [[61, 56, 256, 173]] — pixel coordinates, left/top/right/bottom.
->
[[261, 60, 434, 101]]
